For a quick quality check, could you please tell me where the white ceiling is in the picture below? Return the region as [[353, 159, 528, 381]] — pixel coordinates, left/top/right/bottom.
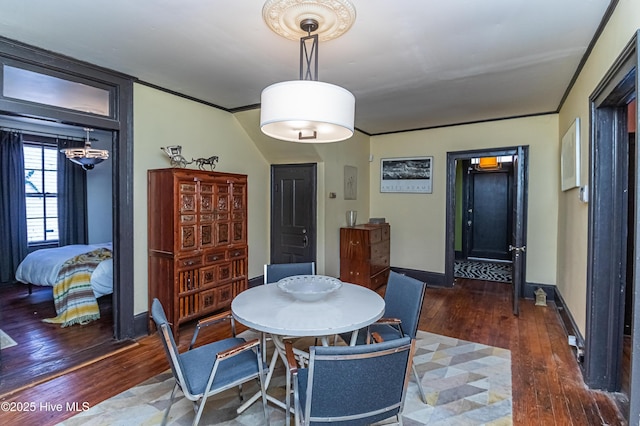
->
[[0, 0, 613, 135]]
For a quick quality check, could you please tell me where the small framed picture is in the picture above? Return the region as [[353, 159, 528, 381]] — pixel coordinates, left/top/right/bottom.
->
[[344, 165, 357, 200], [561, 118, 580, 191], [380, 156, 433, 193]]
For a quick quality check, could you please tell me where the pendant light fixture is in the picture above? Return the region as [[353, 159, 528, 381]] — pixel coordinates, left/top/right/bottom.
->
[[260, 0, 356, 143], [61, 128, 109, 170]]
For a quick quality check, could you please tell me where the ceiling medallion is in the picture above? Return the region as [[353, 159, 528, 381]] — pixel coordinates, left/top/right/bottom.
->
[[262, 0, 356, 42]]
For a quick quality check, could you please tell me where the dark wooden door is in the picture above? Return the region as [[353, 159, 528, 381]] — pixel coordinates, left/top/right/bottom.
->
[[624, 131, 635, 335], [270, 164, 317, 264], [510, 146, 528, 316], [464, 167, 512, 260]]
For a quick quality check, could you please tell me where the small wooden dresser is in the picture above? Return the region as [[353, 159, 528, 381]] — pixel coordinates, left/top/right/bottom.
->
[[339, 223, 390, 290], [147, 168, 248, 337]]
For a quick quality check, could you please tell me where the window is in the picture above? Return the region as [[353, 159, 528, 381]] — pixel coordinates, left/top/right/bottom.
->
[[3, 64, 112, 116], [23, 138, 58, 244]]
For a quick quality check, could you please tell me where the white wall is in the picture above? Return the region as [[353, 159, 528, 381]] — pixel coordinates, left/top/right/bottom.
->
[[557, 0, 640, 334], [370, 115, 559, 286]]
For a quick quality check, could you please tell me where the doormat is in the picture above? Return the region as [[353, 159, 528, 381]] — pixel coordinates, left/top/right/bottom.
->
[[454, 260, 512, 283], [59, 331, 512, 425], [0, 329, 17, 349]]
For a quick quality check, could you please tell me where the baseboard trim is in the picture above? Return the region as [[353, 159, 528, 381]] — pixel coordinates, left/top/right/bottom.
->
[[249, 276, 263, 288], [523, 282, 556, 301], [390, 267, 446, 287], [554, 287, 585, 365], [133, 311, 149, 337]]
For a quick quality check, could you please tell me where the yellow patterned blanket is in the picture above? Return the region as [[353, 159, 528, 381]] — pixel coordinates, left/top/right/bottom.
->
[[43, 248, 112, 327]]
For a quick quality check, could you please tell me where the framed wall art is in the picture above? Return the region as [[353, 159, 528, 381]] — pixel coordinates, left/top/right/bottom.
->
[[380, 156, 433, 193], [561, 117, 580, 191], [344, 165, 357, 200]]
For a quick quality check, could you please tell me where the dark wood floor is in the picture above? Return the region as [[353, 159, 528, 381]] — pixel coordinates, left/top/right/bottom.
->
[[0, 283, 134, 395], [0, 278, 628, 425]]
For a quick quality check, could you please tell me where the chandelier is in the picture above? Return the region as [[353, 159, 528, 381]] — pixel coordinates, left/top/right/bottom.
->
[[61, 128, 109, 170], [260, 0, 356, 143]]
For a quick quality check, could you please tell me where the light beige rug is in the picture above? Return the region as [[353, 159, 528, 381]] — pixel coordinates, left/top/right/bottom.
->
[[0, 329, 17, 349], [59, 331, 512, 425]]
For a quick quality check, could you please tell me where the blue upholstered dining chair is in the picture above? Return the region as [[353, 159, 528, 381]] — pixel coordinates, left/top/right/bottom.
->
[[264, 261, 316, 284], [285, 336, 413, 425], [151, 299, 270, 426], [262, 261, 317, 364], [339, 270, 428, 403]]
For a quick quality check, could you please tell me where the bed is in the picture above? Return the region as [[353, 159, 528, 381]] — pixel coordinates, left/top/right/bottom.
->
[[15, 243, 113, 298]]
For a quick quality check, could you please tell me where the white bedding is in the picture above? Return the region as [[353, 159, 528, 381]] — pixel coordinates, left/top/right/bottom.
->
[[15, 243, 113, 298]]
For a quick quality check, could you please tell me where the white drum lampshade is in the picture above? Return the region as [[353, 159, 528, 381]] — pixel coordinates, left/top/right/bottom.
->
[[260, 80, 355, 143]]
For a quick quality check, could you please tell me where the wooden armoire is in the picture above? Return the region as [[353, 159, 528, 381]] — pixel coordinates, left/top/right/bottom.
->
[[147, 168, 248, 337], [339, 223, 390, 290]]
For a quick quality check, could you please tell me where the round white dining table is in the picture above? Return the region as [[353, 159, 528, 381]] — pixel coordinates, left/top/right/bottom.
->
[[231, 278, 385, 424], [231, 280, 385, 339]]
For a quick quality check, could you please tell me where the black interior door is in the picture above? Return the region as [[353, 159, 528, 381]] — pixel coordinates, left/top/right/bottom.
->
[[510, 147, 528, 316], [625, 131, 636, 336], [270, 164, 317, 264], [465, 166, 512, 260]]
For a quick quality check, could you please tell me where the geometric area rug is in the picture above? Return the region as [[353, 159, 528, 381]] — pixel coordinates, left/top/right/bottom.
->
[[454, 260, 512, 283], [59, 331, 512, 425]]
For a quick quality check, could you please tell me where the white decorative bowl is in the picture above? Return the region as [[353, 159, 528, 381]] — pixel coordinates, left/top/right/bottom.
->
[[277, 275, 343, 302]]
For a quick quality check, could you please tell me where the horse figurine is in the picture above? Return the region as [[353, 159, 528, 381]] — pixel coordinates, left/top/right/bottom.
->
[[192, 155, 219, 170]]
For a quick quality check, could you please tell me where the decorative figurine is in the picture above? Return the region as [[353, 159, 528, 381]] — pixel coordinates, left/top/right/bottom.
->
[[161, 145, 188, 168], [193, 155, 219, 170], [160, 146, 219, 170], [534, 288, 547, 306]]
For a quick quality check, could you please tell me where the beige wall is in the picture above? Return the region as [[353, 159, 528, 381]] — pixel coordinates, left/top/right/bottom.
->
[[131, 1, 640, 324], [132, 84, 370, 314], [133, 84, 270, 315], [369, 114, 559, 286], [233, 109, 371, 277], [557, 0, 640, 335], [315, 131, 371, 277]]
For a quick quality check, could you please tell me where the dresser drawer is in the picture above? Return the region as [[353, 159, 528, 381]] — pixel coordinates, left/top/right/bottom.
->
[[228, 247, 246, 259], [200, 282, 234, 311], [370, 269, 390, 290], [204, 249, 227, 264], [368, 227, 382, 244], [380, 224, 390, 241], [370, 255, 389, 275], [370, 241, 389, 260], [177, 255, 202, 269]]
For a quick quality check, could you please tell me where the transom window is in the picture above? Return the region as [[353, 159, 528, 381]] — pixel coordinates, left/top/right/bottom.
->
[[23, 136, 58, 244], [3, 64, 112, 117]]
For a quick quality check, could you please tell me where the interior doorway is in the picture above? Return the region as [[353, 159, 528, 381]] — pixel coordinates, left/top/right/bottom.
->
[[270, 163, 317, 265], [460, 159, 514, 261], [586, 33, 638, 423], [0, 38, 135, 394], [446, 146, 528, 316]]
